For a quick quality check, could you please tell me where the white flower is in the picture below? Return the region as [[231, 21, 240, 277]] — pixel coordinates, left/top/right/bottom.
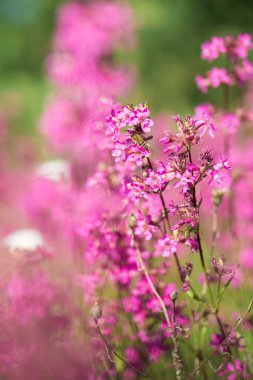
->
[[36, 159, 69, 182], [2, 229, 44, 259]]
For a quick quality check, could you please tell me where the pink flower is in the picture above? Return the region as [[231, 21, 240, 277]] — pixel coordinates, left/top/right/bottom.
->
[[127, 144, 150, 166], [194, 113, 217, 138], [240, 248, 253, 269], [157, 235, 178, 257], [201, 36, 226, 62], [234, 33, 253, 60], [143, 167, 175, 192], [218, 359, 250, 379], [208, 67, 232, 88], [195, 75, 209, 93], [112, 141, 128, 162], [124, 180, 148, 202], [234, 59, 253, 83], [134, 212, 156, 240], [196, 68, 232, 93], [132, 102, 154, 133], [174, 170, 195, 192], [214, 157, 231, 170], [160, 131, 184, 154], [125, 347, 139, 363], [194, 103, 215, 119], [219, 113, 240, 135]]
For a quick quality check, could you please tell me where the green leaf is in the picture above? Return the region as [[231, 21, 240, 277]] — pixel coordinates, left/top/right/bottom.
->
[[186, 288, 204, 303], [217, 273, 235, 303], [200, 324, 207, 347]]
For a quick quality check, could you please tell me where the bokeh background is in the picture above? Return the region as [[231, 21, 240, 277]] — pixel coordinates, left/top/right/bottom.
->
[[1, 0, 253, 137]]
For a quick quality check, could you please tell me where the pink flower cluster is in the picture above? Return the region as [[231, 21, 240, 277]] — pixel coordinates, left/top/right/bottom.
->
[[196, 67, 232, 93], [40, 1, 133, 158], [0, 6, 253, 379], [201, 34, 253, 62], [196, 34, 253, 92], [105, 103, 154, 166]]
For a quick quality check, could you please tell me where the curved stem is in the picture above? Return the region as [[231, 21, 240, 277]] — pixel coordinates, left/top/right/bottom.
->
[[131, 230, 183, 380], [190, 298, 253, 377], [94, 319, 148, 377], [210, 204, 218, 256]]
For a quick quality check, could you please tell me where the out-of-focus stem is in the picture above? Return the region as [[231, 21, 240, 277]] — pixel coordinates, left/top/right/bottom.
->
[[217, 275, 221, 298], [94, 319, 147, 377], [191, 298, 253, 377], [188, 150, 214, 306], [159, 191, 172, 234], [131, 230, 183, 380], [222, 62, 237, 236], [210, 203, 218, 256], [196, 233, 215, 307], [188, 149, 231, 354]]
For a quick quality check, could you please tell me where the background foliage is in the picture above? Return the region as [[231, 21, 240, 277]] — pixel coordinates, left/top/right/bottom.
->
[[1, 0, 253, 134]]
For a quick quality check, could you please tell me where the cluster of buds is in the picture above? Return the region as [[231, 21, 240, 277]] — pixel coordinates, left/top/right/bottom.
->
[[211, 256, 233, 277], [90, 302, 102, 322], [160, 114, 216, 152]]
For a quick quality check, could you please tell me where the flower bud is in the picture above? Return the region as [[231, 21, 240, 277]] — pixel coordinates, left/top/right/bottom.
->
[[186, 262, 193, 276], [212, 188, 226, 207], [170, 291, 178, 302], [128, 214, 136, 229], [90, 302, 102, 321]]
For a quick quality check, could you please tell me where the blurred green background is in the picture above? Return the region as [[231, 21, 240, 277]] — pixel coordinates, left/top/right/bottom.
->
[[1, 0, 253, 136]]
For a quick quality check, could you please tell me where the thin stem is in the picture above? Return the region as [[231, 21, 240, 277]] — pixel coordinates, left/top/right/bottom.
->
[[223, 84, 230, 113], [146, 157, 183, 282], [147, 157, 172, 235], [197, 234, 215, 307], [211, 204, 218, 256], [190, 298, 253, 377], [131, 230, 183, 380], [159, 191, 172, 234], [189, 150, 214, 307], [94, 319, 148, 377], [217, 275, 221, 298], [189, 148, 231, 354]]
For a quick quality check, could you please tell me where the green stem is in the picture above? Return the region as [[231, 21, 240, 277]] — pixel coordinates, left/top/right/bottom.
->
[[189, 149, 231, 354], [131, 231, 183, 380]]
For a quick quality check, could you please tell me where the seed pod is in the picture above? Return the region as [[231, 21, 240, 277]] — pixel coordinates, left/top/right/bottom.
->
[[90, 302, 102, 321]]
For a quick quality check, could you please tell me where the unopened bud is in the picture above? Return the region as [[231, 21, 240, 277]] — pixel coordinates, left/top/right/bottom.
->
[[128, 214, 136, 229], [90, 302, 102, 321], [186, 262, 193, 276], [212, 188, 226, 208], [170, 291, 178, 302], [172, 229, 179, 239]]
